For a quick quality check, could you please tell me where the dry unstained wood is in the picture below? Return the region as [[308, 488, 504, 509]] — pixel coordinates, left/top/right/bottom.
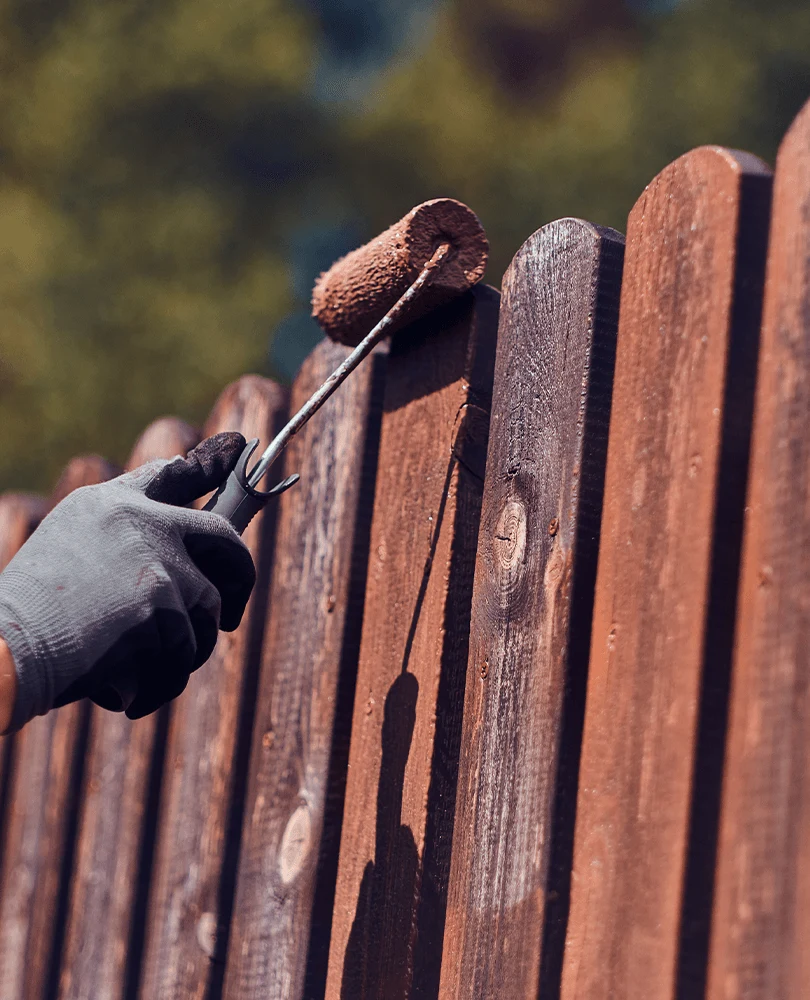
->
[[58, 418, 200, 1000], [707, 102, 810, 1000], [560, 148, 772, 1000], [138, 377, 289, 1000], [323, 285, 500, 1000], [222, 342, 384, 1000], [438, 220, 624, 999], [0, 462, 118, 1000]]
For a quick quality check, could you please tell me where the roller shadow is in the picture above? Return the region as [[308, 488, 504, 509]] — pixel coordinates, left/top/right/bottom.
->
[[340, 672, 420, 1000]]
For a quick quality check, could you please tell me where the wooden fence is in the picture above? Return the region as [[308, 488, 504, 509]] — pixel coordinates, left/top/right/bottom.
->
[[0, 96, 808, 1000]]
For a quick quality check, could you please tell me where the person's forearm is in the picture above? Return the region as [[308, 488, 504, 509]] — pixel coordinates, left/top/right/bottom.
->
[[0, 638, 17, 733]]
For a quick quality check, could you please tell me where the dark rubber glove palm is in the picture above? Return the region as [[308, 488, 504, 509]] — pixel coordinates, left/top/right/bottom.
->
[[0, 433, 255, 732]]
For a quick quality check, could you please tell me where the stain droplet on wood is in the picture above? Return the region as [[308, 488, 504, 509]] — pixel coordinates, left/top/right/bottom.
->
[[261, 730, 274, 750], [326, 594, 336, 613], [758, 564, 774, 588], [548, 517, 559, 537], [480, 659, 489, 679]]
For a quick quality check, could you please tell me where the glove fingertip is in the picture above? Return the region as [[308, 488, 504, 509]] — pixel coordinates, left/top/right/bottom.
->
[[199, 431, 247, 469], [144, 431, 248, 507]]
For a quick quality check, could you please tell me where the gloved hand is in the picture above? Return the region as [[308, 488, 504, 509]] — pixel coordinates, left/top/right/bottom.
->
[[0, 432, 255, 733]]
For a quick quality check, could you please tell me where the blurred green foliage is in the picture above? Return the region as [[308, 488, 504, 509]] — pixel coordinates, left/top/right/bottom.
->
[[0, 0, 808, 490]]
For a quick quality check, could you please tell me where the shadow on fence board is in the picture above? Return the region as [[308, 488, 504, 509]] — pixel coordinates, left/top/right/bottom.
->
[[323, 285, 500, 1000]]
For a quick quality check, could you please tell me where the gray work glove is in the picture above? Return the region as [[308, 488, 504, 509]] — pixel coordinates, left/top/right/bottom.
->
[[0, 432, 255, 733]]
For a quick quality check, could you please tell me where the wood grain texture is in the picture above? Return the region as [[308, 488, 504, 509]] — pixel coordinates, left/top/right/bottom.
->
[[323, 285, 499, 1000], [560, 148, 772, 1000], [138, 377, 289, 1000], [0, 464, 118, 1000], [58, 417, 200, 1000], [438, 220, 624, 1000], [707, 102, 810, 1000], [222, 341, 385, 1000]]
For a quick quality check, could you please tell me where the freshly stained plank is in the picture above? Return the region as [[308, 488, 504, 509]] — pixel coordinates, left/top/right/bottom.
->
[[438, 220, 624, 999], [138, 377, 289, 1000], [58, 418, 200, 1000], [222, 341, 385, 1000], [707, 103, 810, 1000], [560, 148, 772, 1000], [323, 286, 500, 1000], [0, 462, 118, 1000]]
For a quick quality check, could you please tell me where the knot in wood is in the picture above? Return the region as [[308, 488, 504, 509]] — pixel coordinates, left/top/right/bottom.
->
[[196, 912, 218, 959], [494, 499, 527, 581], [279, 804, 313, 886]]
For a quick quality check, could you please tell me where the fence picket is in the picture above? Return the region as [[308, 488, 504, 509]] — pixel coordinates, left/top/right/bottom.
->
[[560, 148, 772, 1000], [707, 100, 810, 1000], [438, 220, 624, 999], [222, 340, 385, 1000], [323, 286, 499, 1000]]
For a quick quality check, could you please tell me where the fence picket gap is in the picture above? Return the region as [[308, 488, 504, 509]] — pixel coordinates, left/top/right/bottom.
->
[[560, 147, 772, 1000], [438, 219, 624, 999], [707, 99, 810, 1000]]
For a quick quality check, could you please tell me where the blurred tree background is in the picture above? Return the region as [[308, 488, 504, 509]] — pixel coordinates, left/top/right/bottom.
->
[[0, 0, 807, 489]]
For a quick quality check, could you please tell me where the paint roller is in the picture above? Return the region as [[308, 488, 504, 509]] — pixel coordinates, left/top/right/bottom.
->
[[204, 197, 489, 532]]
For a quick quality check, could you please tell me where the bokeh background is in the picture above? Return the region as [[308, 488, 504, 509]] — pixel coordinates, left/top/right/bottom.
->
[[0, 0, 807, 489]]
